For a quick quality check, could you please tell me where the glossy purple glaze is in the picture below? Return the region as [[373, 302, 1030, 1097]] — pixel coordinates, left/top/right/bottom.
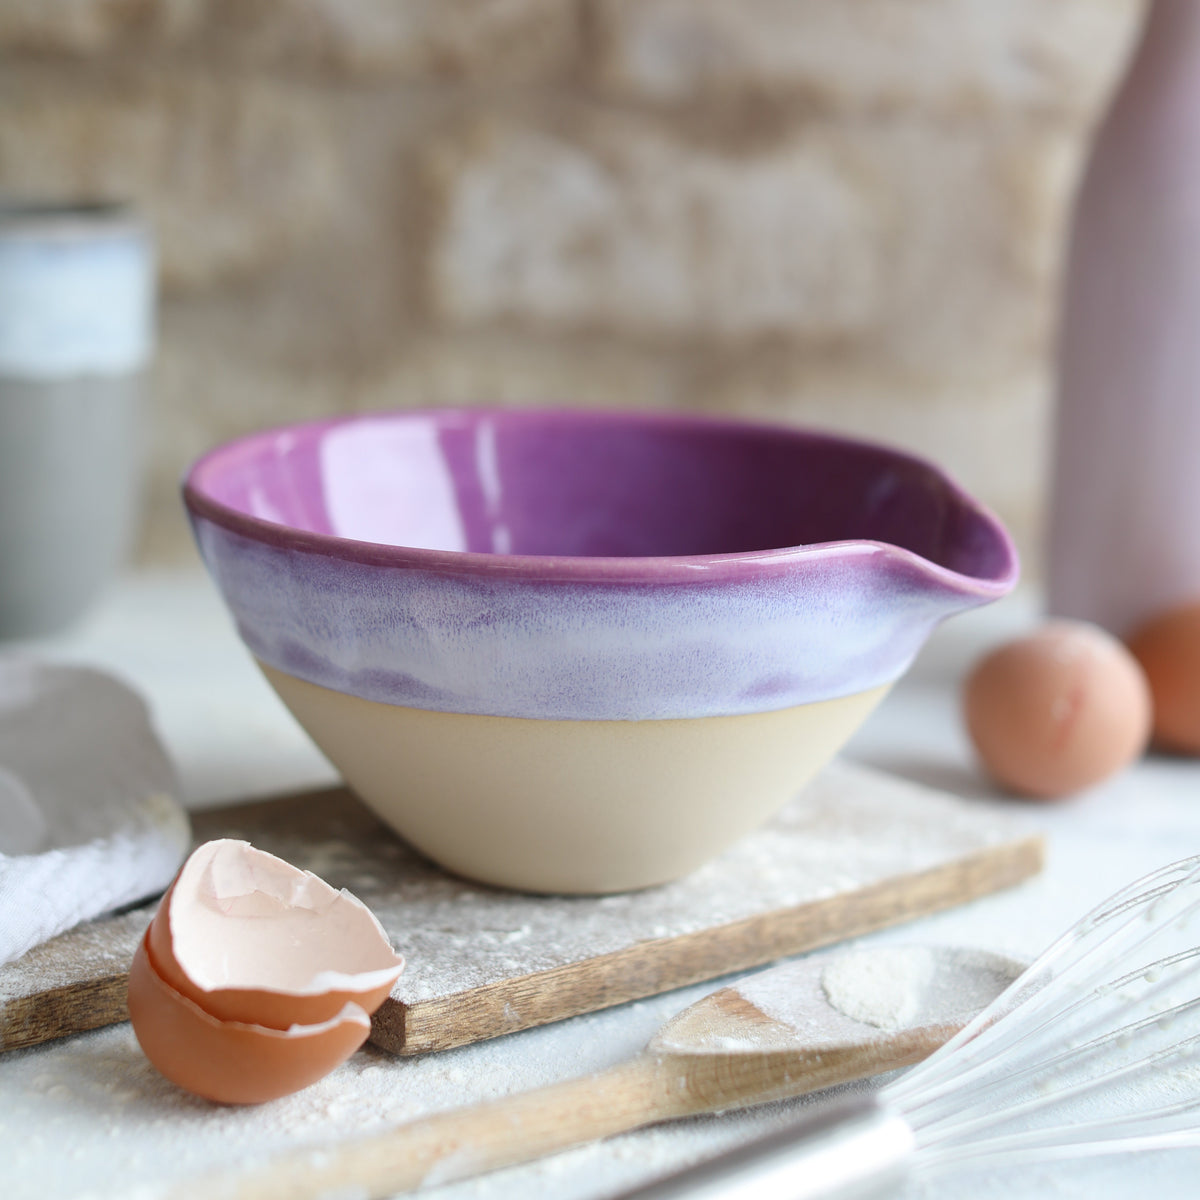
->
[[184, 408, 1017, 720]]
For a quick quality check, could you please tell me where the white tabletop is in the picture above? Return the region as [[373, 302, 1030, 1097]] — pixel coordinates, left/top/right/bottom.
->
[[2, 569, 1199, 1200]]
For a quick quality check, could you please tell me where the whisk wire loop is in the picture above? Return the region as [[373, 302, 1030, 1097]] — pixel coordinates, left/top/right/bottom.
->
[[887, 855, 1200, 1117], [914, 1026, 1200, 1153], [879, 855, 1200, 1178], [920, 1107, 1200, 1174], [905, 959, 1200, 1137]]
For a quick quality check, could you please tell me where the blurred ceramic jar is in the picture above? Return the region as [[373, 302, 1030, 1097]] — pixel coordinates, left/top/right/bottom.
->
[[1048, 0, 1200, 636], [0, 203, 154, 637]]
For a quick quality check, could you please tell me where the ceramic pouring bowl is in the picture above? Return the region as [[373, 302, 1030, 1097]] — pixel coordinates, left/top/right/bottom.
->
[[184, 408, 1017, 893]]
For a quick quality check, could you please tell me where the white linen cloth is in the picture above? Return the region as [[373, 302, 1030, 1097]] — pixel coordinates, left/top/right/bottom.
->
[[0, 658, 189, 964]]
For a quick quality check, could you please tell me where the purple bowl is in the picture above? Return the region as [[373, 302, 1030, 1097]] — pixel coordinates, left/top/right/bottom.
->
[[184, 408, 1017, 891], [185, 407, 1015, 722]]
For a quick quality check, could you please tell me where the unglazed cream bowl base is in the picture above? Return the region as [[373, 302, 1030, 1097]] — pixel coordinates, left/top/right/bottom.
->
[[261, 662, 890, 894]]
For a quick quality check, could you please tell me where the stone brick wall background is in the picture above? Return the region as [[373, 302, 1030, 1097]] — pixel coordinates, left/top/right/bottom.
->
[[0, 0, 1144, 572]]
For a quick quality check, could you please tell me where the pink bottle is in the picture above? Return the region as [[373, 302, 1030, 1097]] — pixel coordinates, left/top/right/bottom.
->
[[1048, 0, 1200, 637]]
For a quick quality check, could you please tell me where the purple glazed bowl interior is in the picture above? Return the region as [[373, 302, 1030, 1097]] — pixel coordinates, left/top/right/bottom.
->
[[183, 407, 1017, 723], [187, 409, 1013, 576]]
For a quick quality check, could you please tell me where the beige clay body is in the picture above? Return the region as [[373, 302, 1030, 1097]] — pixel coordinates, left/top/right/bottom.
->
[[260, 663, 889, 894]]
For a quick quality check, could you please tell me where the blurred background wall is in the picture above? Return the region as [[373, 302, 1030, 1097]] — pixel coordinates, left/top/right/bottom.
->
[[0, 0, 1144, 574]]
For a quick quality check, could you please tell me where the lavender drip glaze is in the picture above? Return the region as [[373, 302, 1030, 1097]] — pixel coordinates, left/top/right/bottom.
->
[[184, 408, 1016, 722]]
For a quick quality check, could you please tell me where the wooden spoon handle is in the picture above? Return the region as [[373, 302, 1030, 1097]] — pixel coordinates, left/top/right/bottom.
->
[[173, 1055, 692, 1200], [169, 1029, 947, 1200]]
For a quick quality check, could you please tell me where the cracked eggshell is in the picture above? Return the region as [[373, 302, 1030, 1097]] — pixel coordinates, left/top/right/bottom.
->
[[127, 931, 373, 1105], [146, 838, 404, 1028], [129, 839, 404, 1103]]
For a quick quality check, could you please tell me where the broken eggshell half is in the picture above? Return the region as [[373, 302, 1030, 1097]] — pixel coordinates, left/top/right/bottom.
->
[[128, 935, 374, 1105], [128, 838, 404, 1103]]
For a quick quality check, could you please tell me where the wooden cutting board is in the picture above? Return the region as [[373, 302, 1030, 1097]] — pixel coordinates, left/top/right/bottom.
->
[[0, 760, 1041, 1056]]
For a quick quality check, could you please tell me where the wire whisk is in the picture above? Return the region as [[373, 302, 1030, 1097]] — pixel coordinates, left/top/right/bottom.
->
[[622, 855, 1200, 1199]]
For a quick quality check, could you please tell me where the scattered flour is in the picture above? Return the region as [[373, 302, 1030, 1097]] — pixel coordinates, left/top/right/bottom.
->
[[1, 760, 1032, 1024], [820, 946, 1024, 1033]]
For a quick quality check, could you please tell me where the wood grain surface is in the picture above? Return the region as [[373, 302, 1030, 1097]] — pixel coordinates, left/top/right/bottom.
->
[[0, 760, 1041, 1055]]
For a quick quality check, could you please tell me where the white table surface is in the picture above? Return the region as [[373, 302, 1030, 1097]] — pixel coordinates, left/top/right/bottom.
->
[[3, 568, 1199, 1200]]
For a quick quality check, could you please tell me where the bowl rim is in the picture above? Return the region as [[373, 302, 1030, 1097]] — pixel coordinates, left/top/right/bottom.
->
[[182, 406, 1019, 595]]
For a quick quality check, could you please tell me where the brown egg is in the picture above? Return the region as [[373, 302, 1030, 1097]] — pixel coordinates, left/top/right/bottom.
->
[[963, 621, 1152, 800], [1127, 600, 1200, 755], [129, 839, 404, 1104]]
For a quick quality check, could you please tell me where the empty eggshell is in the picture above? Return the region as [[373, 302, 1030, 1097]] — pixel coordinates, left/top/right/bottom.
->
[[963, 621, 1152, 800], [146, 839, 403, 1028], [1126, 600, 1200, 755], [129, 839, 404, 1103]]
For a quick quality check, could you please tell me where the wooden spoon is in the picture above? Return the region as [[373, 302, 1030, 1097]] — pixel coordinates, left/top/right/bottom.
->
[[174, 944, 1022, 1200]]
